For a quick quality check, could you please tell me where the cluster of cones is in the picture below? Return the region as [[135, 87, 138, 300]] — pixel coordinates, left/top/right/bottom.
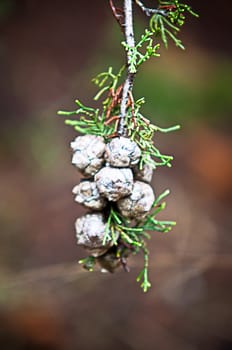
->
[[70, 134, 155, 272]]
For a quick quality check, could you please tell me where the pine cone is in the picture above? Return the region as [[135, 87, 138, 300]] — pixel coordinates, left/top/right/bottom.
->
[[117, 181, 155, 219], [72, 181, 107, 210], [133, 160, 154, 183], [75, 213, 118, 257], [97, 244, 131, 273], [95, 166, 133, 201], [71, 135, 105, 176], [105, 136, 141, 167]]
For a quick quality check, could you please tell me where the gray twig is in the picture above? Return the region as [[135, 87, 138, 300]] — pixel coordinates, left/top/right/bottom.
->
[[134, 0, 167, 17], [118, 0, 136, 136]]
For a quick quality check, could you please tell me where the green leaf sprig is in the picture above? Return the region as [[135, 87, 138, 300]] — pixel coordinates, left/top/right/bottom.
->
[[79, 188, 175, 292], [150, 0, 199, 49], [58, 0, 198, 292]]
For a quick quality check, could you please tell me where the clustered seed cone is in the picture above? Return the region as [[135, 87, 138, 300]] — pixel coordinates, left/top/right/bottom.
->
[[70, 135, 156, 271], [105, 136, 141, 167], [71, 134, 105, 176], [133, 156, 154, 183], [117, 181, 155, 219], [72, 180, 106, 210], [75, 213, 119, 257], [95, 166, 133, 201]]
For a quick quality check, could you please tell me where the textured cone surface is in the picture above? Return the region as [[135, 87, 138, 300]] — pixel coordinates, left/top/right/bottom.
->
[[95, 166, 133, 201], [72, 181, 106, 210], [134, 160, 154, 183], [117, 181, 155, 219], [75, 213, 118, 257], [105, 136, 141, 167], [71, 135, 105, 176]]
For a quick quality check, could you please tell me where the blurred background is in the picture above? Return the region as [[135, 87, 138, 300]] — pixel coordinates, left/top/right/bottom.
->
[[0, 0, 231, 349]]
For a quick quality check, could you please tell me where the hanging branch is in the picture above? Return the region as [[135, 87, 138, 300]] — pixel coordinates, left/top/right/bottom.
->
[[134, 0, 167, 16], [117, 0, 136, 136], [58, 0, 198, 292]]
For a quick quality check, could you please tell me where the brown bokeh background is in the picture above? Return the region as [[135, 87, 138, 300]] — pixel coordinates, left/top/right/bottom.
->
[[0, 1, 231, 349]]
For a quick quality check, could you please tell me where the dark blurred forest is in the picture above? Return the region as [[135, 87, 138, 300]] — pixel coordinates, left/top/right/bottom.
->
[[0, 1, 231, 349]]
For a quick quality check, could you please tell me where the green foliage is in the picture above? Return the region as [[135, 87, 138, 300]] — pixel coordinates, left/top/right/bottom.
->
[[58, 66, 123, 138], [121, 0, 199, 72], [125, 97, 180, 169], [79, 189, 175, 292], [58, 99, 113, 137], [59, 0, 198, 292], [58, 66, 179, 170], [122, 29, 160, 73], [105, 188, 175, 292], [150, 0, 199, 49], [92, 66, 125, 103]]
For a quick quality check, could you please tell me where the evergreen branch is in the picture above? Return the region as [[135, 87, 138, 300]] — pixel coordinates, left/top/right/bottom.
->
[[117, 0, 136, 136], [134, 0, 167, 17], [136, 247, 151, 292], [58, 0, 198, 292], [122, 29, 160, 73], [75, 182, 175, 293], [139, 0, 199, 49], [125, 100, 180, 169], [99, 189, 175, 291], [58, 101, 115, 137]]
